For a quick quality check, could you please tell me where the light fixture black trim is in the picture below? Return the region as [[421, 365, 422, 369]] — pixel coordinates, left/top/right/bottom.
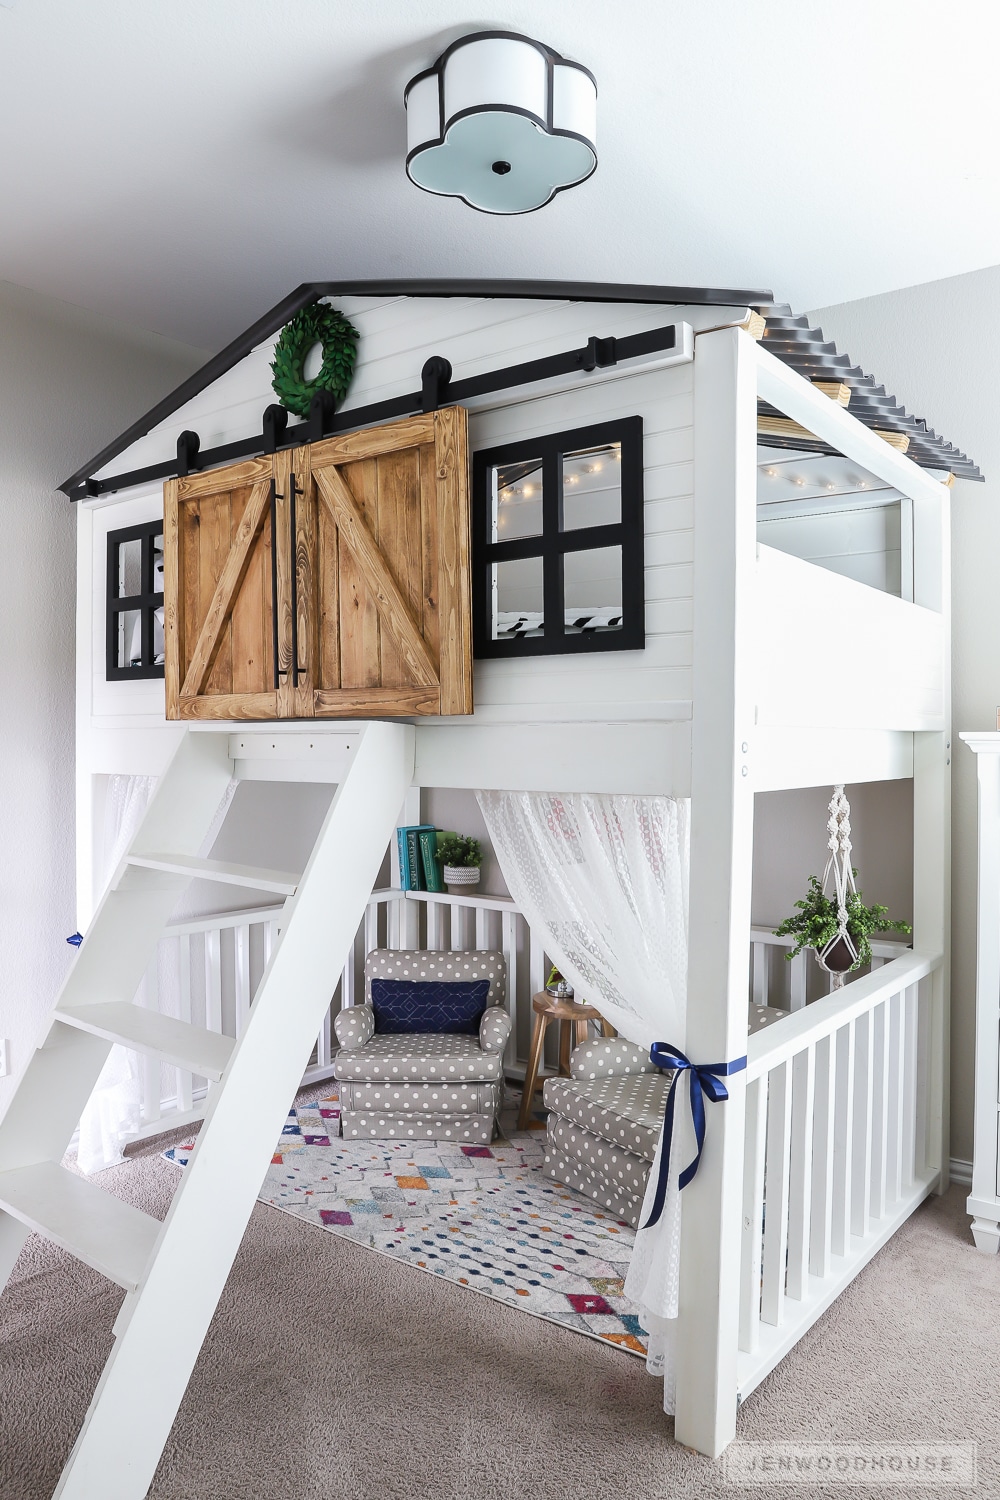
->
[[60, 280, 772, 499], [472, 416, 644, 659], [106, 518, 164, 681], [404, 30, 598, 217]]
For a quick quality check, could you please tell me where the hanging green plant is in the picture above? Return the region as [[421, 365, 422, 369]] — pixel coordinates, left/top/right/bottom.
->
[[774, 873, 912, 972], [270, 303, 359, 418]]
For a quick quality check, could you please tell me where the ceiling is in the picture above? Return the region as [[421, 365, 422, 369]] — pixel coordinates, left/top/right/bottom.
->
[[2, 1, 999, 351]]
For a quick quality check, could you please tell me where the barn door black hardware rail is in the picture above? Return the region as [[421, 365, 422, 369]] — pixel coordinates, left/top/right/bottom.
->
[[270, 479, 281, 690], [66, 321, 682, 501]]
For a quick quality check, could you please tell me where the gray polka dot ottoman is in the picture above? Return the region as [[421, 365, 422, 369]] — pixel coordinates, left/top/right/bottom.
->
[[541, 1006, 787, 1226], [333, 949, 510, 1143]]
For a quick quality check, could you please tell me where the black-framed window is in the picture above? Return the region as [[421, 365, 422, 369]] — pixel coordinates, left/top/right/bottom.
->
[[106, 520, 164, 680], [472, 416, 644, 658]]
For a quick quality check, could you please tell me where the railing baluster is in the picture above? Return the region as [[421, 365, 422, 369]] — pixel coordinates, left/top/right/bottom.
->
[[886, 988, 905, 1206], [851, 1011, 874, 1238], [205, 929, 223, 1036], [502, 910, 518, 1072], [475, 906, 489, 950], [426, 900, 444, 950], [761, 1060, 792, 1325], [739, 1075, 768, 1352], [869, 1000, 890, 1221], [901, 983, 918, 1189], [140, 957, 160, 1128], [832, 1021, 855, 1256], [235, 923, 251, 1039], [752, 942, 767, 1007], [789, 951, 807, 1012], [786, 1045, 815, 1300], [364, 900, 379, 957], [809, 1033, 835, 1278]]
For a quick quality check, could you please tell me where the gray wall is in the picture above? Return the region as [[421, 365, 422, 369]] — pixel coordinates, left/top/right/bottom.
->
[[0, 279, 204, 1112], [808, 269, 998, 1164]]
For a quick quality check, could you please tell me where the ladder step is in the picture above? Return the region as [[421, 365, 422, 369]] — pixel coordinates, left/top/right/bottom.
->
[[0, 1161, 160, 1291], [127, 851, 299, 895], [55, 1003, 236, 1082]]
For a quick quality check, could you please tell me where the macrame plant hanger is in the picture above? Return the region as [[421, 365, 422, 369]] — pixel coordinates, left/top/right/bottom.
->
[[818, 785, 858, 990]]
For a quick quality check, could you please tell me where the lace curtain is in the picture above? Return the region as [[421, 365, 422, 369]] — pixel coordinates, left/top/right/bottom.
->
[[476, 790, 693, 1414]]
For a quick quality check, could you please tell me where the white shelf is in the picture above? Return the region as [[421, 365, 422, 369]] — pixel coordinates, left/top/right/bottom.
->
[[0, 1161, 160, 1291], [56, 1002, 235, 1081]]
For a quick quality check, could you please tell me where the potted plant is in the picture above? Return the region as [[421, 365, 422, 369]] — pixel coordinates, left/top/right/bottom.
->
[[436, 834, 483, 893], [774, 872, 912, 977]]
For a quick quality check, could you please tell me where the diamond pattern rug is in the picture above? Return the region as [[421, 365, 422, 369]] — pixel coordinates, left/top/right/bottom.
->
[[164, 1087, 648, 1358]]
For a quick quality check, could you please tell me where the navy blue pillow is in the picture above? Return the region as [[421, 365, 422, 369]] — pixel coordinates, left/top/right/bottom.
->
[[369, 978, 491, 1035]]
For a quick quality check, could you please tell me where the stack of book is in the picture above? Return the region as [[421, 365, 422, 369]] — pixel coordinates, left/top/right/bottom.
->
[[396, 825, 456, 893]]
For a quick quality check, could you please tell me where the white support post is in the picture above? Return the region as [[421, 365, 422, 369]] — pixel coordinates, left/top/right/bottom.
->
[[674, 325, 757, 1456], [911, 477, 950, 1193]]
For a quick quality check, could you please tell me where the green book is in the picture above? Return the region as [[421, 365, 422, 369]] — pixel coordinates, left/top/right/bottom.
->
[[406, 826, 432, 891], [419, 827, 445, 893]]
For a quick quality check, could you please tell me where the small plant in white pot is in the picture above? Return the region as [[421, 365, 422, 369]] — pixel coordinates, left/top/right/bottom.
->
[[437, 834, 483, 893]]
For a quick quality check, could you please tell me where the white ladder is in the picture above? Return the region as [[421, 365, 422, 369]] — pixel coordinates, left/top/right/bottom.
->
[[0, 719, 414, 1500]]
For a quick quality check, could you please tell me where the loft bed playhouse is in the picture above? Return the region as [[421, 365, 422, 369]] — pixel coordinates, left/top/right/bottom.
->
[[0, 278, 972, 1497]]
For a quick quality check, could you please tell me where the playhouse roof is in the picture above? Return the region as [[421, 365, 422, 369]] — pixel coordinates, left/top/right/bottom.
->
[[60, 279, 982, 498]]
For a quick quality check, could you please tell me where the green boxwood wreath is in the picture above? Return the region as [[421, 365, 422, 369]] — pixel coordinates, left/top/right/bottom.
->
[[270, 303, 359, 419]]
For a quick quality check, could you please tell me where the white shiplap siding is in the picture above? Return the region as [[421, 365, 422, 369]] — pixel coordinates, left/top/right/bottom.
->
[[465, 361, 693, 723], [88, 296, 701, 732]]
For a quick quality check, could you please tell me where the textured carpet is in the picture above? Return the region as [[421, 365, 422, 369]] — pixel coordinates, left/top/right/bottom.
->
[[164, 1090, 648, 1358], [1, 1113, 999, 1500]]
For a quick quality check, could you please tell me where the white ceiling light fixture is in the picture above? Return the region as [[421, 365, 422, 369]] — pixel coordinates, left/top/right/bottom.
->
[[404, 31, 597, 215]]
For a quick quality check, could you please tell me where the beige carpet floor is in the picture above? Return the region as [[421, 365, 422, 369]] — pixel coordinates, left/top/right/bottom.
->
[[1, 1115, 998, 1500]]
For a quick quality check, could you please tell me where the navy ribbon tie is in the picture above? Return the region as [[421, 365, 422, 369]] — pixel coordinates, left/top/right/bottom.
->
[[640, 1044, 747, 1231]]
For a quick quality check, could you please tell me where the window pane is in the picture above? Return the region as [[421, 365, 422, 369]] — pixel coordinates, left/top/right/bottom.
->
[[563, 545, 623, 633], [491, 458, 543, 542], [562, 443, 621, 530], [116, 538, 142, 598], [152, 534, 164, 594], [492, 556, 544, 639], [115, 609, 143, 668]]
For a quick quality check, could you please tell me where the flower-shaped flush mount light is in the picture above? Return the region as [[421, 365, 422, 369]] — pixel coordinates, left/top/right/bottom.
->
[[404, 31, 597, 214]]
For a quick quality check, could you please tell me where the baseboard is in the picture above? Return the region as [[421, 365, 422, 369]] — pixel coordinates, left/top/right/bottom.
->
[[949, 1157, 973, 1188]]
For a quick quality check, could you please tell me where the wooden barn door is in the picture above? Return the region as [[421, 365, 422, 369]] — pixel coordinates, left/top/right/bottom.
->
[[164, 455, 288, 720], [292, 407, 472, 718], [164, 408, 471, 721]]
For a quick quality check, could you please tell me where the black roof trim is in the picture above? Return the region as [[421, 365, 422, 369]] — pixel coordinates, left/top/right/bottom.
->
[[59, 278, 771, 495], [757, 305, 983, 481]]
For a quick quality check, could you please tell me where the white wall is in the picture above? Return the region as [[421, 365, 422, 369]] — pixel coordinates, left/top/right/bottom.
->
[[0, 279, 204, 1114], [808, 269, 998, 1163]]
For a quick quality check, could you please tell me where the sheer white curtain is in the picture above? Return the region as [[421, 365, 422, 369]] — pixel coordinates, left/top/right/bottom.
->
[[476, 790, 694, 1412], [77, 773, 238, 1174]]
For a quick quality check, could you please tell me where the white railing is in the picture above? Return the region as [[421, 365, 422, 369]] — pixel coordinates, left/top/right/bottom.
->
[[133, 893, 914, 1144], [131, 904, 284, 1141], [749, 926, 911, 1012], [737, 949, 941, 1398], [133, 886, 540, 1135]]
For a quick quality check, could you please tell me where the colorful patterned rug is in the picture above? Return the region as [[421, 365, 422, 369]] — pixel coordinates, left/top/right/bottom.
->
[[164, 1088, 648, 1358]]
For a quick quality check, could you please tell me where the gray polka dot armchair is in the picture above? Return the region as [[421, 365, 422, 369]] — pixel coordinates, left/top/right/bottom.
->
[[334, 949, 510, 1143], [541, 1003, 786, 1227]]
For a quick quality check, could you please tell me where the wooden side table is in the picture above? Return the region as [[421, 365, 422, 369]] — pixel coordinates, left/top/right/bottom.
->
[[517, 991, 615, 1131]]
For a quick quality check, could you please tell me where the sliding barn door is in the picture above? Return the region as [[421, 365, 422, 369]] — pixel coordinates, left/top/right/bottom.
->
[[296, 407, 472, 718], [164, 408, 472, 721], [164, 455, 289, 720]]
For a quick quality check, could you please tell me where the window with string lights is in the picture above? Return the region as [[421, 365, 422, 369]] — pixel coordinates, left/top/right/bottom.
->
[[472, 416, 644, 658]]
